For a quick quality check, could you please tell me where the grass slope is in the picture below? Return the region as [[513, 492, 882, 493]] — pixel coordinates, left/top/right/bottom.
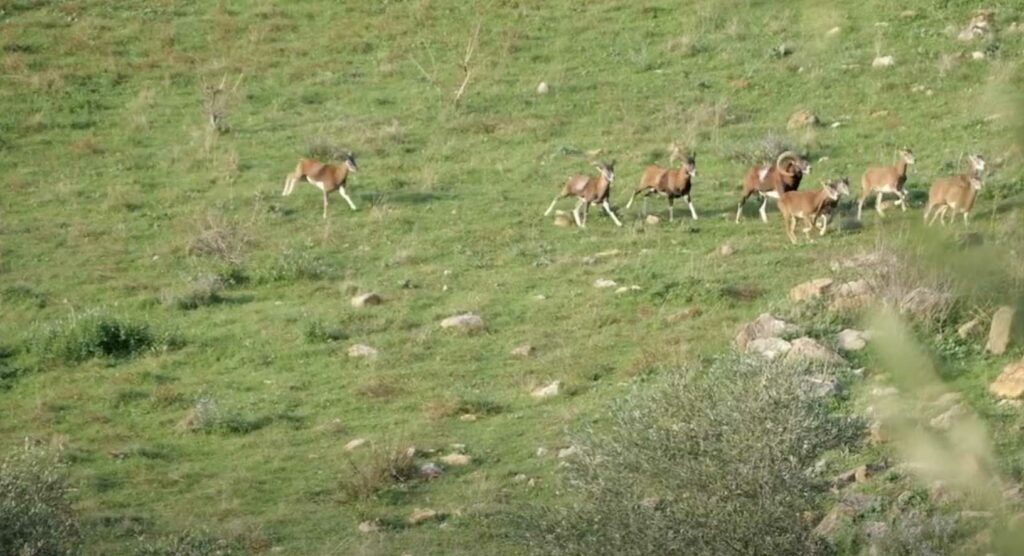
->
[[1, 0, 1023, 553]]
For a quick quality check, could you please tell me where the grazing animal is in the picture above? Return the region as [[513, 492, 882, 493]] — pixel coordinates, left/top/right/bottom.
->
[[625, 153, 698, 221], [282, 153, 359, 219], [857, 148, 915, 220], [924, 154, 986, 226], [814, 177, 851, 235], [544, 161, 622, 228], [735, 151, 811, 223], [778, 180, 844, 244]]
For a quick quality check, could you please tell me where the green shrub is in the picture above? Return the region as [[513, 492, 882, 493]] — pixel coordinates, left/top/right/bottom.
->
[[303, 320, 347, 343], [501, 355, 862, 556], [0, 447, 81, 556], [32, 310, 179, 363], [255, 249, 335, 283]]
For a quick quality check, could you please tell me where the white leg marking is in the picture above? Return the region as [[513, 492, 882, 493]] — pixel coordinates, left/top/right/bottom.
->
[[603, 200, 622, 227], [339, 187, 357, 210]]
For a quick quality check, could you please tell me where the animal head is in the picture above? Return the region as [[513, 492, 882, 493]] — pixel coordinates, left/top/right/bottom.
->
[[776, 151, 810, 177], [821, 181, 841, 201], [969, 176, 984, 191], [596, 161, 615, 183], [684, 154, 697, 177], [968, 154, 986, 173], [828, 177, 851, 197], [345, 152, 359, 172], [899, 148, 916, 165]]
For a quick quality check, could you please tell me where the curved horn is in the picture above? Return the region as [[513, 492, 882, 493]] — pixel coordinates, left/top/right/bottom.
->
[[775, 150, 799, 177]]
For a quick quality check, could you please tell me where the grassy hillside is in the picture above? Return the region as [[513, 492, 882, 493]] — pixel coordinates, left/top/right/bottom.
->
[[1, 0, 1023, 553]]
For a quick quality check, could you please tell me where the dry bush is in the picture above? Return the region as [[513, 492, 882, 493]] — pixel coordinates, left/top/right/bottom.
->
[[200, 73, 244, 135], [185, 213, 253, 265], [342, 444, 418, 501], [730, 131, 802, 164], [356, 377, 403, 401]]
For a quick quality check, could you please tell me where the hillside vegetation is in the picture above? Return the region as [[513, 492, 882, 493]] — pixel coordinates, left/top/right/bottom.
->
[[1, 0, 1023, 553]]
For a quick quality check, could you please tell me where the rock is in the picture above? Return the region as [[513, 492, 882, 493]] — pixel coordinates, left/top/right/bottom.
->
[[640, 497, 663, 510], [615, 285, 642, 294], [459, 414, 478, 421], [511, 344, 535, 358], [833, 465, 872, 489], [358, 521, 380, 534], [837, 329, 870, 351], [535, 447, 548, 457], [666, 306, 702, 323], [872, 55, 895, 68], [553, 214, 573, 227], [735, 313, 799, 350], [958, 11, 994, 41], [419, 463, 444, 480], [593, 278, 618, 289], [989, 360, 1024, 399], [718, 242, 736, 256], [351, 292, 383, 308], [345, 438, 368, 451], [531, 381, 560, 399], [829, 280, 874, 313], [440, 453, 472, 466], [790, 278, 834, 302], [869, 420, 887, 445], [787, 109, 819, 130], [347, 344, 379, 358], [825, 26, 841, 37], [899, 287, 950, 319], [408, 508, 442, 525], [513, 473, 529, 483], [871, 386, 899, 397], [805, 376, 841, 398], [831, 251, 895, 272], [930, 403, 968, 430], [957, 317, 984, 339], [971, 51, 986, 60], [929, 391, 962, 409], [900, 10, 917, 18], [440, 313, 485, 333], [536, 81, 549, 94], [645, 214, 661, 225], [986, 306, 1015, 355], [999, 399, 1023, 409], [747, 337, 792, 360], [815, 493, 876, 539], [785, 337, 844, 365], [557, 446, 579, 459]]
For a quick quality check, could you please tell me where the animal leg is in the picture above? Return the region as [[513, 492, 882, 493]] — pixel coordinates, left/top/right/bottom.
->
[[582, 202, 590, 226], [786, 216, 798, 244], [735, 192, 750, 223], [322, 189, 329, 219], [283, 173, 299, 196], [572, 199, 584, 227], [818, 214, 830, 236], [875, 192, 885, 217], [625, 189, 640, 210], [602, 200, 623, 227], [928, 205, 944, 226], [923, 203, 933, 224], [758, 195, 768, 223], [963, 211, 970, 226], [667, 197, 674, 222], [898, 190, 908, 212], [338, 187, 357, 211], [687, 195, 698, 220], [544, 195, 562, 216], [857, 194, 866, 221]]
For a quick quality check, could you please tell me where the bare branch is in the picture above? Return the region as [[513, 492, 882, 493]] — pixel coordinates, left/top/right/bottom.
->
[[452, 23, 481, 108]]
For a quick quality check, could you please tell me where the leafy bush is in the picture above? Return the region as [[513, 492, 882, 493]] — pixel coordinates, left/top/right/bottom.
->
[[177, 397, 272, 435], [0, 447, 81, 556], [502, 355, 862, 556], [304, 320, 347, 343], [185, 213, 252, 265], [32, 310, 179, 363]]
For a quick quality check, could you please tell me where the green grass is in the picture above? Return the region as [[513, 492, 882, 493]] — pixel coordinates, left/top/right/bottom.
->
[[1, 0, 1024, 553]]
